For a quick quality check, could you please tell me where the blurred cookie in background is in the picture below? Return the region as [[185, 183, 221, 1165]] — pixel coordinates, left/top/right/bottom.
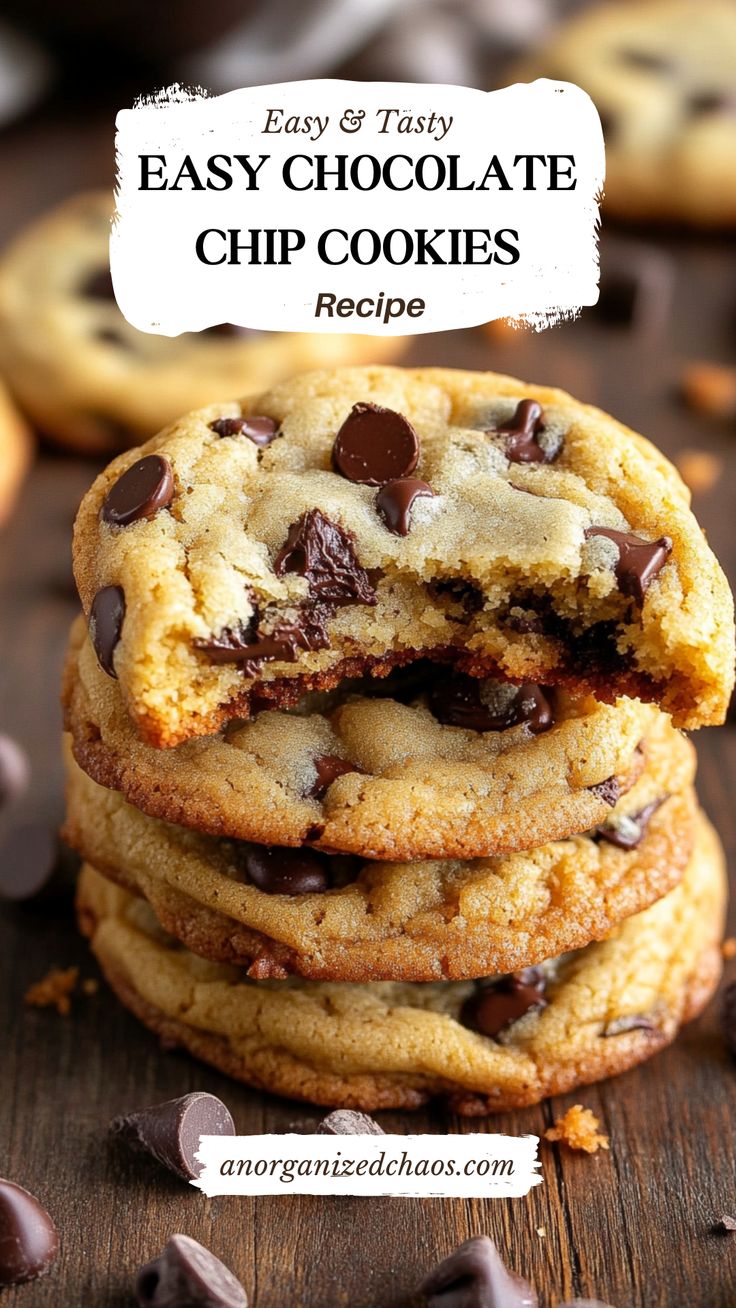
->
[[513, 0, 736, 227], [0, 378, 31, 528], [0, 192, 406, 454]]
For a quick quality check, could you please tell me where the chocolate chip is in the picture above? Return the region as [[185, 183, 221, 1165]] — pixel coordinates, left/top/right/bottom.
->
[[316, 1110, 384, 1135], [275, 509, 377, 608], [376, 478, 434, 535], [194, 607, 331, 675], [83, 267, 115, 299], [0, 735, 29, 806], [430, 676, 553, 734], [588, 776, 620, 808], [111, 1093, 235, 1181], [420, 1235, 538, 1308], [602, 1014, 657, 1037], [101, 455, 174, 527], [333, 402, 419, 485], [89, 585, 125, 677], [0, 826, 59, 902], [460, 969, 547, 1039], [721, 981, 736, 1056], [209, 416, 279, 446], [309, 755, 363, 800], [716, 1216, 736, 1234], [240, 844, 332, 895], [491, 399, 558, 464], [594, 797, 664, 850], [0, 1179, 59, 1287], [135, 1234, 247, 1308], [584, 527, 672, 605]]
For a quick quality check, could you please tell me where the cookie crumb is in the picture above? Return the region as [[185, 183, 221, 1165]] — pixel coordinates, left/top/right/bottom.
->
[[675, 449, 722, 494], [25, 966, 79, 1016], [681, 363, 736, 420], [722, 938, 736, 961], [544, 1105, 610, 1154], [536, 1226, 546, 1238], [716, 1215, 736, 1233]]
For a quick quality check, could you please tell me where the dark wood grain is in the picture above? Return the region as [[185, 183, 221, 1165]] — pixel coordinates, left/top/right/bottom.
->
[[1, 107, 736, 1308]]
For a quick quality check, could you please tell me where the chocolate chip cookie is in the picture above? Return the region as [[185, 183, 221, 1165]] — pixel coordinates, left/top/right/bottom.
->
[[0, 193, 404, 453], [75, 811, 725, 1113], [72, 366, 734, 745], [513, 0, 736, 227], [63, 718, 697, 982], [63, 617, 657, 861]]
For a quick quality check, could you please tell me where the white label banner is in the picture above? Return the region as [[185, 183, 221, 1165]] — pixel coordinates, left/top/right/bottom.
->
[[192, 1132, 542, 1199], [113, 79, 604, 336]]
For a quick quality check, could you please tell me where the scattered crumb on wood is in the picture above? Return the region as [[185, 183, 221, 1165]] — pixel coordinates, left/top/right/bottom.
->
[[681, 362, 736, 419], [675, 449, 723, 494], [536, 1226, 546, 1238], [544, 1105, 610, 1154], [717, 1215, 736, 1233], [25, 966, 79, 1016]]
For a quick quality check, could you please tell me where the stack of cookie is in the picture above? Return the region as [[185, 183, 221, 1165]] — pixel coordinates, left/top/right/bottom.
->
[[62, 366, 733, 1115]]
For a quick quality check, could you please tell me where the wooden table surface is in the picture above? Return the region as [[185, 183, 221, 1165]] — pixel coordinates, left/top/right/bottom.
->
[[1, 99, 736, 1308]]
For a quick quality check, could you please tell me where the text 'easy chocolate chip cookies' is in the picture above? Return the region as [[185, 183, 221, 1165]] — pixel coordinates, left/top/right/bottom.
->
[[64, 365, 733, 1114]]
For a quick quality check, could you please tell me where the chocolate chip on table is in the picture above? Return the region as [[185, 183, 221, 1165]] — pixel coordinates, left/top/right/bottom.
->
[[594, 797, 664, 850], [316, 1109, 384, 1135], [135, 1234, 247, 1308], [240, 844, 332, 895], [333, 402, 419, 485], [82, 266, 115, 299], [584, 527, 672, 605], [0, 1179, 59, 1287], [111, 1092, 235, 1182], [101, 455, 175, 527], [0, 735, 29, 806], [420, 1234, 538, 1308], [309, 754, 363, 800], [0, 825, 59, 902], [491, 398, 558, 464], [602, 1014, 657, 1038], [376, 478, 434, 535], [209, 415, 279, 446], [460, 969, 547, 1039], [430, 676, 553, 734], [89, 585, 125, 677], [588, 776, 620, 808], [275, 508, 377, 607]]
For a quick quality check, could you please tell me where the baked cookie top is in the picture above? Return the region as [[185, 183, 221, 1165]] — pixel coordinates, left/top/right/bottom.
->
[[72, 367, 734, 745], [0, 193, 402, 452], [76, 811, 725, 1113], [64, 617, 656, 861], [64, 715, 697, 982], [513, 0, 736, 227]]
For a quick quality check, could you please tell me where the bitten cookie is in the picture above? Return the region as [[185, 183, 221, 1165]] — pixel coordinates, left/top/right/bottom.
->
[[63, 719, 697, 982], [72, 366, 734, 745], [0, 193, 404, 453], [64, 617, 657, 860], [76, 812, 725, 1114], [0, 378, 30, 527], [513, 0, 736, 227]]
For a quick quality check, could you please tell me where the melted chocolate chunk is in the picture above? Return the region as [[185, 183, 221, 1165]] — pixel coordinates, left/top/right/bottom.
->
[[460, 968, 547, 1039], [594, 797, 664, 850], [83, 267, 115, 299], [135, 1235, 247, 1308], [194, 607, 331, 675], [89, 585, 125, 677], [588, 776, 620, 808], [275, 508, 377, 608], [111, 1093, 235, 1182], [376, 478, 434, 535], [309, 754, 363, 800], [420, 1234, 538, 1308], [430, 676, 553, 734], [209, 415, 279, 446], [585, 527, 672, 605], [0, 1180, 59, 1287], [239, 844, 333, 895], [316, 1110, 384, 1135], [332, 402, 419, 485], [602, 1014, 657, 1037], [101, 455, 174, 527], [491, 398, 558, 464]]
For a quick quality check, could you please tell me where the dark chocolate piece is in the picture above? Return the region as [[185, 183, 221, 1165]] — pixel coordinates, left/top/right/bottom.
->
[[376, 478, 434, 534], [209, 415, 279, 446], [602, 1014, 657, 1038], [101, 455, 174, 527], [584, 527, 672, 605], [491, 399, 558, 464], [275, 508, 377, 607], [588, 776, 621, 808], [430, 676, 553, 735], [420, 1234, 538, 1308], [240, 843, 332, 895], [111, 1092, 235, 1181], [333, 402, 419, 485], [460, 969, 547, 1039], [135, 1234, 247, 1308], [0, 1179, 59, 1287], [594, 797, 664, 850], [89, 584, 125, 677], [316, 1109, 384, 1135], [309, 755, 363, 800]]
